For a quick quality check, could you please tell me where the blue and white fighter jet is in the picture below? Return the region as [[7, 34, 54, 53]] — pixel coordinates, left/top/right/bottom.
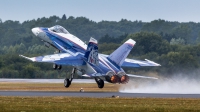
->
[[20, 25, 160, 88]]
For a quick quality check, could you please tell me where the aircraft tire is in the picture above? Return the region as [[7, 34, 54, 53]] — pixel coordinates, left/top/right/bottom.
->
[[57, 65, 62, 70], [64, 78, 71, 88], [97, 79, 104, 88], [53, 64, 58, 70]]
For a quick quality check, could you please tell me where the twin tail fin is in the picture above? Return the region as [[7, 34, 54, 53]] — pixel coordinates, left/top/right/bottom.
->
[[84, 37, 99, 65]]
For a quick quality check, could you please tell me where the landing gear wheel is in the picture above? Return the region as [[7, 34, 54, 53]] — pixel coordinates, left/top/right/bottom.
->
[[53, 64, 62, 70], [95, 78, 104, 88], [98, 80, 104, 88], [64, 68, 76, 88], [53, 64, 58, 70], [64, 78, 71, 88], [57, 65, 62, 70]]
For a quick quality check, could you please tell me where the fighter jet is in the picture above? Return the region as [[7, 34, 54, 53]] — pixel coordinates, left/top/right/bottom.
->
[[20, 25, 160, 88]]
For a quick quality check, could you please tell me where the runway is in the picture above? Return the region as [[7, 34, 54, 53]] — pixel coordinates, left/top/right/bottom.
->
[[0, 91, 200, 98], [0, 78, 96, 83], [1, 78, 200, 98]]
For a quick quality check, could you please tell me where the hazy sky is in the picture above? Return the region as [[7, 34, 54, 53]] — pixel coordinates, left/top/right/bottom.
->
[[0, 0, 200, 23]]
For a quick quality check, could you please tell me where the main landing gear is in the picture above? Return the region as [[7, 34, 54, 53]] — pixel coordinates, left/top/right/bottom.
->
[[53, 50, 62, 70], [53, 64, 62, 70], [64, 68, 76, 88], [95, 77, 104, 88]]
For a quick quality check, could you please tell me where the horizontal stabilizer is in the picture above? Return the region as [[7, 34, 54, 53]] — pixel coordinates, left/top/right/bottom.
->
[[144, 59, 161, 66], [127, 74, 158, 79], [122, 58, 161, 67]]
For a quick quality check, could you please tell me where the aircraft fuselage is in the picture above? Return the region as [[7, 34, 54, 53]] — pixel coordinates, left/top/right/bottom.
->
[[31, 25, 129, 84]]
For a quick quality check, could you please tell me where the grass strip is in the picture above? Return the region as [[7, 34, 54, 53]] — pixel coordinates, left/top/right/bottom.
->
[[0, 96, 200, 112], [0, 82, 119, 92]]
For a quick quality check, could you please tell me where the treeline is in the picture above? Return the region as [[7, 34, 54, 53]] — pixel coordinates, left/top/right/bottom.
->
[[0, 15, 200, 78], [1, 32, 200, 78], [1, 15, 200, 48]]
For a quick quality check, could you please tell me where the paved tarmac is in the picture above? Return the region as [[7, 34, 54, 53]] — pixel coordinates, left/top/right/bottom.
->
[[0, 78, 96, 83], [0, 91, 200, 98], [1, 79, 200, 98]]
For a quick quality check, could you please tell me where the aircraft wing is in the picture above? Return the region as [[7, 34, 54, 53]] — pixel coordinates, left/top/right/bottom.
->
[[121, 58, 161, 67], [127, 74, 158, 79], [19, 53, 85, 66]]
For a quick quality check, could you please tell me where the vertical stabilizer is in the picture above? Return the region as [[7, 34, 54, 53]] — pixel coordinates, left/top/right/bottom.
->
[[84, 37, 99, 65], [108, 39, 136, 66]]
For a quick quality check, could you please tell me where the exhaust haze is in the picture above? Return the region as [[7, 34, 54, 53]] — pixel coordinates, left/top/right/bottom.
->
[[119, 75, 200, 94]]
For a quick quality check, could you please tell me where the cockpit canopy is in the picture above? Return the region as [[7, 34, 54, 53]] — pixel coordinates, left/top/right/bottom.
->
[[49, 25, 69, 34]]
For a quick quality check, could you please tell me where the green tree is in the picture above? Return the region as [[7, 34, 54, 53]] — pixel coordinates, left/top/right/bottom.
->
[[172, 24, 191, 44], [158, 51, 199, 75], [170, 38, 185, 45], [21, 64, 40, 78], [126, 32, 170, 56], [141, 19, 178, 34], [61, 14, 67, 20]]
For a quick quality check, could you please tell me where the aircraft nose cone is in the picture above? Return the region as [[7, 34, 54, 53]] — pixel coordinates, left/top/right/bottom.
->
[[32, 27, 40, 36]]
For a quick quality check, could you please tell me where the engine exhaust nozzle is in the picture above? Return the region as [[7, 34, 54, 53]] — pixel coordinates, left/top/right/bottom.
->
[[117, 71, 129, 84]]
